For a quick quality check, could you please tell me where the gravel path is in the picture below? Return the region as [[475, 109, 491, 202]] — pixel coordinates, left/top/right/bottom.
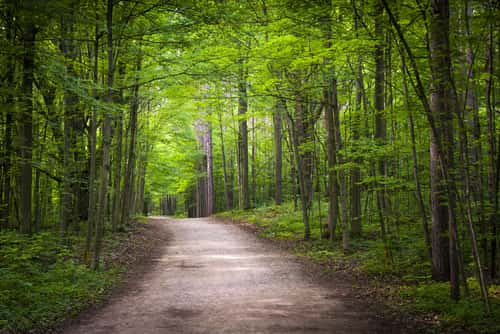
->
[[64, 217, 401, 333]]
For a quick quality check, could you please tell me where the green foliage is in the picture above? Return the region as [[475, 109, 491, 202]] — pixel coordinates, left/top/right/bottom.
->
[[218, 202, 317, 239], [0, 231, 118, 332], [399, 281, 500, 333]]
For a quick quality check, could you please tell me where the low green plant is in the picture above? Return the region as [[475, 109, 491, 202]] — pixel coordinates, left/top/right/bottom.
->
[[0, 231, 119, 333], [399, 280, 500, 333]]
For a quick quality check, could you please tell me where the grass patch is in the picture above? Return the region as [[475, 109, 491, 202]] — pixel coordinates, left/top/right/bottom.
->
[[0, 230, 121, 333], [399, 281, 500, 333]]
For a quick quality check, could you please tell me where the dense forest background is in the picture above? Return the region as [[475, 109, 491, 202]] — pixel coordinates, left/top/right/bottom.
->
[[1, 0, 500, 332]]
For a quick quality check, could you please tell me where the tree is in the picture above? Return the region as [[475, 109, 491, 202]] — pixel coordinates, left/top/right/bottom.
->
[[17, 3, 37, 234]]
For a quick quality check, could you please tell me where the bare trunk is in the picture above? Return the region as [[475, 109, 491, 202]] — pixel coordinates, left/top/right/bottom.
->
[[33, 121, 47, 232], [237, 62, 250, 209], [94, 0, 114, 270], [493, 29, 500, 280], [251, 117, 257, 206], [485, 5, 497, 279], [333, 84, 349, 252], [61, 13, 78, 236], [401, 53, 432, 260], [111, 112, 123, 230], [350, 56, 363, 238], [273, 99, 283, 205], [285, 120, 298, 211], [121, 57, 141, 225], [464, 0, 486, 264], [287, 93, 313, 240], [1, 11, 15, 228], [374, 1, 389, 256], [218, 109, 232, 210], [324, 81, 339, 241], [86, 13, 99, 263], [193, 119, 214, 217], [429, 0, 459, 299], [17, 21, 36, 234]]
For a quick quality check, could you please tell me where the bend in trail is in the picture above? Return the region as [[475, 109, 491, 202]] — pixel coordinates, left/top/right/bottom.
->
[[65, 217, 401, 334]]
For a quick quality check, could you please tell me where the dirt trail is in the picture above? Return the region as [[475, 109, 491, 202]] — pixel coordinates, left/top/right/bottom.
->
[[64, 217, 402, 333]]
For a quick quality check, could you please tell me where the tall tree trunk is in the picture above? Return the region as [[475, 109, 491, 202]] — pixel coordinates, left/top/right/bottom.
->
[[228, 155, 235, 210], [218, 111, 232, 210], [135, 143, 149, 216], [429, 0, 460, 300], [401, 53, 432, 260], [325, 81, 340, 241], [284, 118, 298, 210], [251, 116, 257, 206], [17, 20, 36, 234], [33, 122, 47, 232], [1, 9, 15, 228], [273, 99, 283, 205], [237, 61, 250, 209], [121, 56, 141, 225], [463, 0, 485, 264], [194, 117, 214, 217], [61, 13, 78, 236], [350, 56, 363, 238], [493, 26, 500, 280], [333, 82, 350, 252], [484, 3, 497, 279], [206, 121, 214, 215], [374, 0, 389, 256], [287, 93, 314, 240], [382, 0, 460, 298], [86, 13, 99, 264], [94, 0, 114, 270], [111, 92, 124, 231]]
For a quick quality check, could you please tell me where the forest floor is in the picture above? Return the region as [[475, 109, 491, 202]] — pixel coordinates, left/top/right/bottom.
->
[[59, 216, 418, 334]]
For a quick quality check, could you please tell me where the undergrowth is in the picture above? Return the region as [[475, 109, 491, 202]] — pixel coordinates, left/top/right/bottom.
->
[[0, 230, 121, 333]]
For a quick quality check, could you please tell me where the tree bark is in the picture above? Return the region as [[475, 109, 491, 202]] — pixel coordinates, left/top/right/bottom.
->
[[350, 55, 363, 238], [287, 92, 315, 240], [274, 98, 284, 205], [324, 81, 340, 241], [374, 0, 389, 256], [218, 111, 232, 210], [94, 0, 114, 270], [463, 0, 485, 265], [251, 116, 257, 206], [86, 12, 99, 264], [61, 12, 78, 236], [237, 61, 250, 209], [121, 56, 141, 225], [17, 20, 36, 234], [1, 9, 15, 228], [429, 0, 460, 300], [193, 117, 214, 217], [484, 2, 497, 279], [400, 50, 432, 260], [111, 75, 124, 231]]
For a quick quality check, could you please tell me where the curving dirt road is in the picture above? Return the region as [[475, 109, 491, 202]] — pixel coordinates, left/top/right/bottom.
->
[[64, 217, 402, 334]]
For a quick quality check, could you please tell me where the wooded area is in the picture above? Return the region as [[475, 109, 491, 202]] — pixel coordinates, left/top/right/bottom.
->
[[1, 0, 500, 331]]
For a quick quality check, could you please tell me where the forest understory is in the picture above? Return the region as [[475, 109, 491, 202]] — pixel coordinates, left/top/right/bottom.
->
[[0, 218, 167, 334]]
